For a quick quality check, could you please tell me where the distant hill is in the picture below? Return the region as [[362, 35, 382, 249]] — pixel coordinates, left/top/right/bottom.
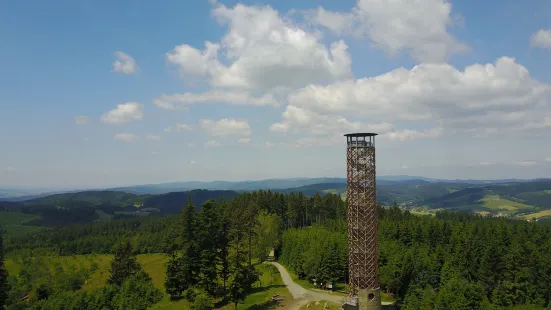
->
[[0, 189, 239, 228], [423, 181, 551, 217]]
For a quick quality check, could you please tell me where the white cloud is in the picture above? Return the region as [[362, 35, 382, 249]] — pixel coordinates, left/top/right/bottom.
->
[[153, 91, 279, 110], [114, 133, 140, 143], [74, 116, 88, 125], [189, 160, 197, 164], [164, 123, 193, 133], [270, 105, 394, 146], [113, 51, 139, 74], [386, 128, 443, 142], [282, 57, 550, 142], [519, 161, 538, 167], [5, 166, 16, 173], [166, 3, 352, 91], [546, 157, 551, 162], [400, 164, 409, 169], [187, 143, 196, 148], [151, 151, 160, 155], [265, 142, 274, 149], [200, 118, 251, 136], [531, 29, 551, 49], [307, 0, 468, 62], [238, 138, 250, 144], [145, 134, 161, 141], [205, 140, 221, 148], [101, 102, 143, 124]]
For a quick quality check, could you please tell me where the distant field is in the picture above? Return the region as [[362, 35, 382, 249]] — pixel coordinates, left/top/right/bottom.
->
[[523, 209, 551, 220], [480, 195, 534, 212], [6, 254, 290, 310], [410, 210, 437, 217], [0, 211, 42, 236]]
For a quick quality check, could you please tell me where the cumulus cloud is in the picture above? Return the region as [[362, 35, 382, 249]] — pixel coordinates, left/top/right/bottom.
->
[[531, 29, 551, 49], [519, 161, 537, 167], [101, 102, 143, 124], [113, 51, 139, 74], [166, 3, 352, 91], [145, 135, 161, 141], [200, 119, 251, 136], [238, 138, 250, 144], [164, 123, 193, 133], [205, 140, 221, 148], [74, 116, 88, 125], [189, 160, 197, 164], [307, 0, 468, 62], [275, 57, 551, 145], [154, 91, 279, 110], [546, 157, 551, 162], [114, 133, 140, 142]]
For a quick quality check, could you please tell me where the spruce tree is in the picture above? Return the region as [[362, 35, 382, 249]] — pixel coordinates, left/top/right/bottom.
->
[[108, 239, 141, 286], [0, 229, 8, 309], [198, 200, 219, 296], [165, 253, 183, 298]]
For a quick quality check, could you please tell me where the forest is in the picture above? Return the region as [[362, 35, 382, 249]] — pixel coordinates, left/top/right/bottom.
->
[[1, 189, 551, 309]]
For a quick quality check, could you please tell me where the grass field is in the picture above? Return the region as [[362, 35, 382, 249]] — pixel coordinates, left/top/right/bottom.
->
[[522, 209, 551, 220], [0, 211, 42, 237], [480, 195, 534, 212], [6, 254, 290, 310]]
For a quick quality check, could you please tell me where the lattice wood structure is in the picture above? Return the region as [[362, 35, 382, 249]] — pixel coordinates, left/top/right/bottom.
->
[[345, 133, 379, 297]]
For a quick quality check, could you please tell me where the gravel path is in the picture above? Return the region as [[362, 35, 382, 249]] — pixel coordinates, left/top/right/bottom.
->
[[270, 262, 347, 304]]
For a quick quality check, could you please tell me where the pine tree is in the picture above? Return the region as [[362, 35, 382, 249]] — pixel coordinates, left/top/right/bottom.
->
[[108, 239, 141, 286], [0, 229, 8, 309]]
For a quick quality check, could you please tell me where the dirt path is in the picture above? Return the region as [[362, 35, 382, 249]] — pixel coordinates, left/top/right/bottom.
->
[[270, 262, 347, 305], [271, 262, 395, 309]]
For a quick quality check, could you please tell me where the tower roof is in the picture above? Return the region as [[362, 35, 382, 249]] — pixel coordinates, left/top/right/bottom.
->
[[344, 133, 378, 137]]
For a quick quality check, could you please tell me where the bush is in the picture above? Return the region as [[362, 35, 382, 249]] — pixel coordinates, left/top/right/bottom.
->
[[191, 291, 215, 310]]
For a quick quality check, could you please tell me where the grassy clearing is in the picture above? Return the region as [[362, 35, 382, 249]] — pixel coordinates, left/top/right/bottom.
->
[[6, 254, 290, 310], [544, 190, 551, 194], [523, 209, 551, 220], [219, 263, 291, 310], [480, 195, 534, 212]]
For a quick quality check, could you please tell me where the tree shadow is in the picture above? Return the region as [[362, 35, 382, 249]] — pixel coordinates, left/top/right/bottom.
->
[[250, 284, 287, 294], [246, 300, 281, 310]]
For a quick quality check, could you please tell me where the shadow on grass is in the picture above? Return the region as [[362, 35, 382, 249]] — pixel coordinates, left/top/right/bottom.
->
[[250, 284, 287, 294], [246, 300, 281, 310]]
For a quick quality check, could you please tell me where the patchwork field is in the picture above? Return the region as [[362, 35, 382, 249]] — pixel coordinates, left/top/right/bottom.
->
[[480, 195, 535, 212], [522, 209, 551, 220], [5, 254, 290, 310]]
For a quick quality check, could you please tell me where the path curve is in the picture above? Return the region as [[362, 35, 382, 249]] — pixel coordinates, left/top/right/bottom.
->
[[270, 262, 347, 304]]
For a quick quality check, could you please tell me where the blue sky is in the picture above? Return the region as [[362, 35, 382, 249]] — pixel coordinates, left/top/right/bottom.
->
[[1, 0, 551, 189]]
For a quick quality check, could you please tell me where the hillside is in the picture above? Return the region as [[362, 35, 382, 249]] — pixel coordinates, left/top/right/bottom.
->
[[422, 181, 551, 218], [0, 189, 239, 230]]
